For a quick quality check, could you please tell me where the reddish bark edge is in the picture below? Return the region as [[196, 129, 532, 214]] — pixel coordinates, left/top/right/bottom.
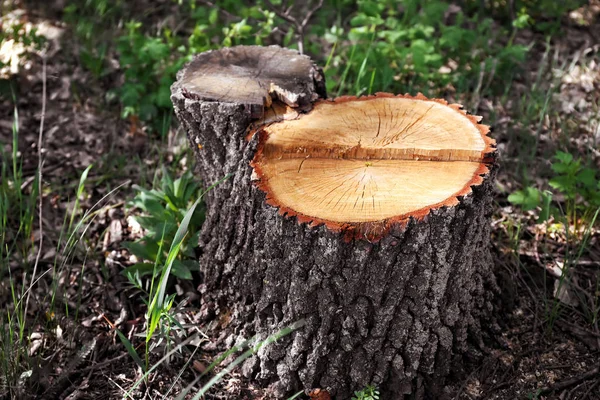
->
[[250, 92, 496, 242]]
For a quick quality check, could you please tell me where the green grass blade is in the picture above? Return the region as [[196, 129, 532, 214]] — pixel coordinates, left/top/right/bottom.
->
[[287, 391, 305, 399], [116, 329, 146, 372], [149, 174, 231, 319], [68, 164, 93, 232], [124, 332, 203, 397], [177, 320, 305, 400]]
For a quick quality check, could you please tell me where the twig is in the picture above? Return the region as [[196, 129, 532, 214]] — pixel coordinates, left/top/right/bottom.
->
[[471, 60, 486, 111], [19, 163, 61, 190], [197, 0, 238, 21], [263, 0, 324, 54], [24, 53, 47, 317], [582, 378, 600, 400], [77, 352, 130, 374], [539, 363, 600, 395]]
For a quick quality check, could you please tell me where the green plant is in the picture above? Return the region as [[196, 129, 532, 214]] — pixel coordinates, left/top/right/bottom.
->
[[319, 0, 529, 98], [121, 171, 229, 367], [508, 149, 599, 331], [63, 0, 283, 135], [526, 388, 542, 399], [115, 320, 304, 399], [63, 0, 124, 78], [549, 151, 600, 224], [176, 320, 306, 400], [113, 21, 183, 135], [0, 105, 102, 397], [508, 187, 553, 223], [64, 0, 536, 137], [545, 208, 600, 331], [508, 151, 599, 226], [462, 0, 586, 33], [0, 106, 37, 397], [112, 2, 282, 135], [352, 384, 380, 400], [142, 194, 202, 365], [0, 19, 45, 75], [122, 169, 204, 283]]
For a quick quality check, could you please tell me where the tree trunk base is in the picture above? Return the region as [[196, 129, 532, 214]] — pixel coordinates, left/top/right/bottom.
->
[[193, 165, 498, 399], [171, 46, 499, 399]]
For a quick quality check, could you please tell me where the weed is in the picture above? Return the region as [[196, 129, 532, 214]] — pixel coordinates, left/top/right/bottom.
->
[[549, 151, 600, 225], [526, 388, 542, 399], [61, 0, 534, 134], [0, 16, 45, 78], [0, 105, 101, 397], [63, 0, 280, 135], [508, 150, 600, 227], [352, 384, 380, 400], [122, 169, 203, 283], [175, 320, 306, 400], [546, 208, 600, 330], [63, 0, 124, 78], [0, 107, 37, 397], [0, 106, 37, 267], [114, 21, 185, 135], [320, 0, 529, 97], [119, 172, 228, 370], [464, 0, 588, 33]]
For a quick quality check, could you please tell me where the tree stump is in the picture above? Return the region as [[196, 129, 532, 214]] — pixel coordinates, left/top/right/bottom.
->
[[171, 46, 498, 399]]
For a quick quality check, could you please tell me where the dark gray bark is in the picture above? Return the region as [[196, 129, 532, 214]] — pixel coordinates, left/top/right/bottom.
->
[[171, 45, 498, 399]]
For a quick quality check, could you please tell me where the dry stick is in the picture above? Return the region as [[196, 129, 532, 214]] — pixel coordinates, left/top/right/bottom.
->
[[582, 378, 600, 400], [24, 54, 46, 317], [539, 363, 600, 395], [197, 0, 238, 20], [471, 60, 486, 111], [263, 0, 324, 54]]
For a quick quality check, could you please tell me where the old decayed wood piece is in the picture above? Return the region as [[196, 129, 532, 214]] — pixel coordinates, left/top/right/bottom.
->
[[171, 45, 498, 399], [175, 45, 326, 117]]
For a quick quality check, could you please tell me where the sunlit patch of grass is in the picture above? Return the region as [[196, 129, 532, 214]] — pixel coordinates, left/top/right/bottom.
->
[[544, 209, 599, 331], [0, 106, 37, 397], [499, 34, 600, 334], [0, 104, 122, 396], [116, 173, 229, 373]]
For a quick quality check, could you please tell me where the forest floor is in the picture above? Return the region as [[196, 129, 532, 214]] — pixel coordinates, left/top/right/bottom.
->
[[1, 1, 600, 399]]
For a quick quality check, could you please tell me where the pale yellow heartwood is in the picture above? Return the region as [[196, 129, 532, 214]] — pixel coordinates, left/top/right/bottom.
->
[[256, 97, 489, 223], [261, 159, 481, 222], [263, 97, 487, 162]]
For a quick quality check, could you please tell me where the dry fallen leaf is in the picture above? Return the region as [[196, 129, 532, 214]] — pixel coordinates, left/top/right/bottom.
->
[[192, 360, 207, 374], [308, 388, 331, 400]]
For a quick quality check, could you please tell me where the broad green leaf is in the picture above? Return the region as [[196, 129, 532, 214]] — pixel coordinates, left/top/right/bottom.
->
[[577, 168, 597, 188], [554, 151, 573, 165], [508, 187, 540, 211], [122, 241, 159, 261], [171, 259, 193, 280], [549, 175, 575, 197], [121, 262, 156, 278]]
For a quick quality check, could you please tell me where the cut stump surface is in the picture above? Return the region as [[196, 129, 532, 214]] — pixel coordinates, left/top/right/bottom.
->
[[174, 45, 326, 117], [252, 93, 495, 239]]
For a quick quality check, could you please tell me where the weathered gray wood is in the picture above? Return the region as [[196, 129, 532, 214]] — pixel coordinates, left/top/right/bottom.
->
[[172, 45, 326, 118], [171, 45, 498, 399]]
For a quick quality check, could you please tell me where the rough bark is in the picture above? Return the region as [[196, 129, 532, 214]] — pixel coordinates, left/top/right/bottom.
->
[[171, 45, 498, 399]]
